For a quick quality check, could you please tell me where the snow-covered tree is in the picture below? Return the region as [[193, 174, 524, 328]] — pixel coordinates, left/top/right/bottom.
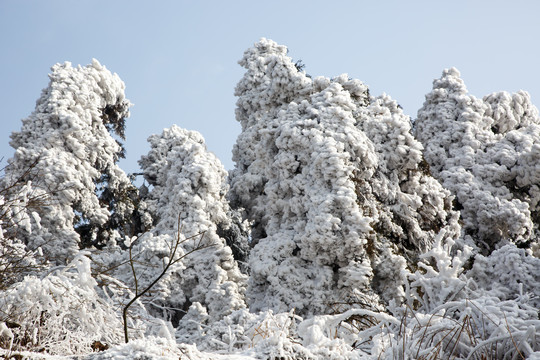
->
[[468, 243, 540, 308], [3, 60, 145, 265], [121, 125, 247, 325], [230, 39, 460, 316], [415, 68, 540, 252]]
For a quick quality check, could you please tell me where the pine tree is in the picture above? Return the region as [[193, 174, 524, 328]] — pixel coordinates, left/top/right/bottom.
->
[[230, 39, 460, 315], [415, 68, 540, 253], [4, 60, 144, 264], [129, 125, 247, 325]]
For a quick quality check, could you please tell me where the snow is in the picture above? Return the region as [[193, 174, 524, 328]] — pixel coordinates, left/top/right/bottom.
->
[[416, 67, 540, 252], [0, 252, 125, 355], [230, 38, 460, 316], [3, 59, 134, 264], [124, 125, 246, 324], [0, 40, 539, 360]]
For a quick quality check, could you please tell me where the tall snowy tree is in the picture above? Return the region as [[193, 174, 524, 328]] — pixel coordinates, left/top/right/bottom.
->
[[230, 39, 460, 315], [124, 125, 247, 325], [3, 60, 145, 264], [415, 68, 540, 253]]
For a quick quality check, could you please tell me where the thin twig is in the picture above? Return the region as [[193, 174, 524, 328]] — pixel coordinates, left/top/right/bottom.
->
[[503, 313, 525, 360], [122, 216, 212, 343]]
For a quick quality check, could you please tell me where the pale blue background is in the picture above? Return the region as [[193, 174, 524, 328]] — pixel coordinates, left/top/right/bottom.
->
[[2, 0, 540, 172]]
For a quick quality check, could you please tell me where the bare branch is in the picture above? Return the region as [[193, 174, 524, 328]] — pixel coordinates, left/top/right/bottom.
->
[[122, 217, 212, 343]]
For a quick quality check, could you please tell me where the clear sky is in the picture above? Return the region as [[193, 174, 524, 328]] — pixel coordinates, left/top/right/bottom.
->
[[2, 0, 540, 173]]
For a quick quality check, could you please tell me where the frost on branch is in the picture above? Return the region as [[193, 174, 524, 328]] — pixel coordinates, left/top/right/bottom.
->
[[400, 236, 540, 359], [415, 68, 540, 251], [0, 170, 44, 289], [123, 125, 247, 325], [407, 230, 472, 312], [4, 59, 142, 264], [0, 252, 124, 355], [230, 39, 460, 316]]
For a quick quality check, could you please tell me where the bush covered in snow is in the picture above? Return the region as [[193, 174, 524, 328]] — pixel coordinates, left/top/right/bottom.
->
[[0, 252, 125, 355], [389, 235, 540, 359]]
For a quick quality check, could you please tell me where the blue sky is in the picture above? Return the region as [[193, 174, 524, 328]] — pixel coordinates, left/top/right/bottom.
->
[[2, 0, 540, 173]]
